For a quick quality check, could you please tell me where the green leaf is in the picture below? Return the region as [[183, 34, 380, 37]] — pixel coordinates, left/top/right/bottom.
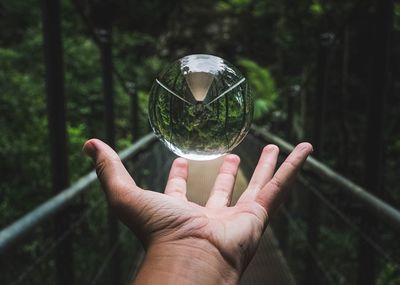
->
[[238, 58, 278, 120], [310, 2, 323, 15]]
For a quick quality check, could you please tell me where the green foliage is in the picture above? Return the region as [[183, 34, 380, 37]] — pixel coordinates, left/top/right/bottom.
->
[[376, 263, 400, 285], [394, 2, 400, 31], [67, 123, 91, 181], [216, 0, 252, 13], [149, 81, 253, 155], [0, 26, 51, 226], [137, 90, 150, 131], [131, 56, 166, 90], [1, 0, 400, 283], [238, 59, 278, 120], [310, 2, 324, 15], [318, 225, 357, 284], [63, 35, 102, 137]]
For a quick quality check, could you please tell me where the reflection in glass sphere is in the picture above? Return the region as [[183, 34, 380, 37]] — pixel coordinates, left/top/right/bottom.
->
[[148, 54, 253, 160]]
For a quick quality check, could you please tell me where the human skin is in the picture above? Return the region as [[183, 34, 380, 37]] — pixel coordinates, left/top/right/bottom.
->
[[83, 140, 313, 284]]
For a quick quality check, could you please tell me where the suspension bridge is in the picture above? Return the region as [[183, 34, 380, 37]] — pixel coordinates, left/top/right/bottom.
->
[[1, 125, 400, 284], [1, 0, 398, 284]]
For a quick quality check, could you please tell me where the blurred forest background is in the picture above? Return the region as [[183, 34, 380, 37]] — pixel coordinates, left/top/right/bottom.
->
[[1, 0, 400, 284]]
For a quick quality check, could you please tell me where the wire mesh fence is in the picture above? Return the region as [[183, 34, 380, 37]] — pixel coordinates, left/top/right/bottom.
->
[[2, 132, 400, 285], [237, 133, 400, 285], [0, 141, 175, 285]]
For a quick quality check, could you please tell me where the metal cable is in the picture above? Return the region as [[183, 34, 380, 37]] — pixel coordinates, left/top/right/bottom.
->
[[69, 0, 134, 95], [89, 240, 121, 285], [123, 253, 139, 285], [9, 197, 104, 285], [280, 206, 337, 284], [9, 143, 161, 285], [251, 125, 400, 233], [125, 250, 145, 285], [298, 175, 400, 271]]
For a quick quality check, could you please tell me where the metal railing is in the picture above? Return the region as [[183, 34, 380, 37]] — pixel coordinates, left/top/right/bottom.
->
[[2, 126, 400, 285], [3, 127, 400, 253], [0, 133, 156, 254], [250, 125, 400, 284], [251, 125, 400, 233]]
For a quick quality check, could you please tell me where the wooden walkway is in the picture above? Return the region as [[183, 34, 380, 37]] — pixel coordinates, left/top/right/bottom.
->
[[130, 141, 296, 284], [186, 158, 296, 285]]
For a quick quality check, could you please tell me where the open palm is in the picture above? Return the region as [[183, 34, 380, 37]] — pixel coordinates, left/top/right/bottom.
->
[[83, 139, 312, 274]]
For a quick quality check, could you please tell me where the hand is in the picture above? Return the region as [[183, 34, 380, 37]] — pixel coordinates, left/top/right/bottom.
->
[[83, 140, 312, 285]]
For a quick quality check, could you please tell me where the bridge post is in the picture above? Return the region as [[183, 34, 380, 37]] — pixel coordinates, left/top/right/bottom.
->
[[93, 1, 121, 284], [358, 0, 392, 284], [42, 0, 73, 284], [127, 82, 140, 141], [305, 32, 334, 284], [275, 86, 299, 257]]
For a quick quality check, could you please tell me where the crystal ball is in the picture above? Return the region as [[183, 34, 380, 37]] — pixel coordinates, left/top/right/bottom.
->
[[148, 54, 253, 160]]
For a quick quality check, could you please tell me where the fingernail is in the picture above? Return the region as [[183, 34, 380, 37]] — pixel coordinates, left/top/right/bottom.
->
[[264, 144, 279, 152], [83, 140, 97, 159], [299, 142, 313, 153], [174, 157, 188, 167], [225, 154, 240, 164]]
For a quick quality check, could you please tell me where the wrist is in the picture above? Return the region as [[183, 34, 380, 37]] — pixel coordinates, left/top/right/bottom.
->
[[133, 239, 239, 285]]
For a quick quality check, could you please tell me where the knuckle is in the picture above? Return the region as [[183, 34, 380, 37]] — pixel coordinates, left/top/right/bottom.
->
[[95, 158, 107, 178], [249, 182, 262, 191], [262, 160, 275, 169], [210, 188, 230, 202], [213, 188, 229, 196], [220, 162, 239, 175], [268, 177, 282, 190], [95, 157, 120, 179], [282, 160, 297, 170]]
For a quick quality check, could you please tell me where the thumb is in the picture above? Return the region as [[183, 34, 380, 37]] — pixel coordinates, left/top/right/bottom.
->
[[83, 139, 140, 208]]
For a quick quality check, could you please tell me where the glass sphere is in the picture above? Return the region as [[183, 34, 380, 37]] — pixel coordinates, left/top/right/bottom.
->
[[148, 54, 253, 160]]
